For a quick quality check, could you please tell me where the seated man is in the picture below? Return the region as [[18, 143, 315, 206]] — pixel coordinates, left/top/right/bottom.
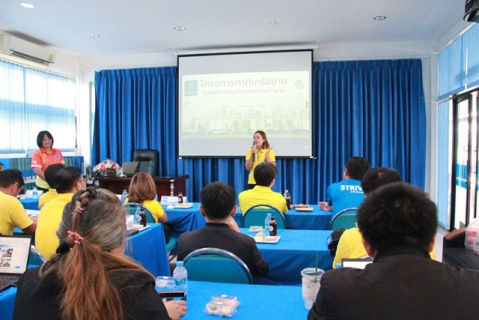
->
[[36, 166, 86, 260], [0, 169, 36, 235], [308, 182, 479, 319], [177, 182, 269, 277], [332, 167, 435, 268], [238, 162, 287, 214], [38, 163, 64, 209], [319, 156, 370, 217]]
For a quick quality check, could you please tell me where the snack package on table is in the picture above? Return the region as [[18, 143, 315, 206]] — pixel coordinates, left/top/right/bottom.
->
[[205, 295, 240, 317]]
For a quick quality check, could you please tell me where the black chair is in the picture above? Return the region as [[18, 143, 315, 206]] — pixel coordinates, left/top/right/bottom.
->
[[132, 149, 158, 177]]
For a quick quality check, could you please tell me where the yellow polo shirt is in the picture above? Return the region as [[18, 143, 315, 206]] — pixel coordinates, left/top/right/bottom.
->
[[0, 191, 33, 235], [36, 193, 74, 260], [245, 148, 276, 185], [238, 185, 288, 214], [38, 189, 58, 209], [125, 198, 165, 222]]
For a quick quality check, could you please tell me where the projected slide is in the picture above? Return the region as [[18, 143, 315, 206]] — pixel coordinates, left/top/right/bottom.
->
[[178, 51, 312, 157]]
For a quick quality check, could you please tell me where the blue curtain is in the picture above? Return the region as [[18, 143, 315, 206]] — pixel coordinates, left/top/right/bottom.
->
[[93, 59, 426, 203]]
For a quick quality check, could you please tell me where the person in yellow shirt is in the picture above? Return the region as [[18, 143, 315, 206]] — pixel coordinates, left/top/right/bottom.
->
[[36, 167, 86, 260], [38, 163, 64, 209], [332, 167, 435, 268], [238, 162, 288, 214], [125, 172, 170, 243], [0, 169, 36, 235], [244, 130, 275, 189]]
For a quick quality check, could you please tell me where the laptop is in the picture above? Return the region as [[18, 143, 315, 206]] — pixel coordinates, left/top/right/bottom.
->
[[341, 258, 372, 269], [0, 234, 33, 291], [122, 161, 139, 177]]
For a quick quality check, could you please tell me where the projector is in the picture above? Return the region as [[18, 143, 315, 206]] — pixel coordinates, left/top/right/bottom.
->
[[464, 0, 479, 22]]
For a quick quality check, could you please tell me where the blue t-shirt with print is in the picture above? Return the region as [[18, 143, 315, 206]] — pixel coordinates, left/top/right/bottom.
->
[[326, 179, 364, 217]]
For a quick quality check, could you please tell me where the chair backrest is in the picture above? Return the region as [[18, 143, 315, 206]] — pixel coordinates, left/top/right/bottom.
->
[[132, 149, 158, 177], [243, 204, 285, 229], [329, 207, 358, 230], [29, 245, 46, 266], [183, 247, 253, 284], [124, 202, 156, 223]]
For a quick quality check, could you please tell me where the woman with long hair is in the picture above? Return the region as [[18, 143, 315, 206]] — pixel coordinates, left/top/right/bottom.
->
[[31, 130, 65, 192], [126, 172, 170, 242], [13, 188, 186, 320], [244, 130, 276, 189]]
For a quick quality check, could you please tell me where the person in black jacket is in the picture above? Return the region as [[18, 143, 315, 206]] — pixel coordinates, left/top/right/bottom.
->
[[308, 182, 479, 320], [14, 188, 186, 320], [178, 181, 269, 277]]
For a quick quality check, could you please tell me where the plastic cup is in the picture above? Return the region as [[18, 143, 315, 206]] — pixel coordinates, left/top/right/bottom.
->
[[301, 268, 325, 309]]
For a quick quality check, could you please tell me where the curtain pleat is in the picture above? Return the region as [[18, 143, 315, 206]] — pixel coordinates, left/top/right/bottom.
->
[[93, 59, 426, 203]]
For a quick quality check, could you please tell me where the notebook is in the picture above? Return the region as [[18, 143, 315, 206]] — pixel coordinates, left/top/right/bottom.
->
[[0, 234, 33, 291], [122, 161, 139, 176]]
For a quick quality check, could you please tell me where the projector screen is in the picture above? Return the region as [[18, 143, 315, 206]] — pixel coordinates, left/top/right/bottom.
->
[[177, 50, 313, 157]]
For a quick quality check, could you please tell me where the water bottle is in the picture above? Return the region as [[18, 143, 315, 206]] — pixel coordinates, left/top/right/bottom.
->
[[32, 186, 38, 199], [284, 190, 291, 210], [120, 189, 128, 205], [134, 207, 141, 225], [173, 261, 188, 294], [139, 208, 147, 227], [264, 213, 272, 237]]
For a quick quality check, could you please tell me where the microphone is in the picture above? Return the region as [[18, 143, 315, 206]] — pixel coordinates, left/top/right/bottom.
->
[[252, 143, 256, 162]]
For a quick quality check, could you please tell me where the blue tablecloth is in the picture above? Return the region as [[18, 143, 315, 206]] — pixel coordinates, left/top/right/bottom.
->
[[164, 203, 205, 238], [126, 223, 170, 277], [184, 281, 308, 319], [241, 228, 333, 285], [19, 197, 39, 210], [235, 205, 332, 230], [0, 224, 171, 320]]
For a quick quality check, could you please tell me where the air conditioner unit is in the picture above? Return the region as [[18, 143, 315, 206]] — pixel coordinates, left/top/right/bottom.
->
[[2, 35, 56, 65]]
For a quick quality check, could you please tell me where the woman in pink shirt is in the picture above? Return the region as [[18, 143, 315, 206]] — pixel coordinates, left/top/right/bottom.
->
[[31, 130, 65, 192]]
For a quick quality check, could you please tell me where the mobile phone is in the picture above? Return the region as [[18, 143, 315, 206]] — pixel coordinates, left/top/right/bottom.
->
[[158, 290, 187, 301]]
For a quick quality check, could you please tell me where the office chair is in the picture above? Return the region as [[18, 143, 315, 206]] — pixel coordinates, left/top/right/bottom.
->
[[183, 247, 253, 284], [124, 202, 177, 258], [132, 149, 158, 177], [243, 204, 286, 229], [329, 207, 358, 230]]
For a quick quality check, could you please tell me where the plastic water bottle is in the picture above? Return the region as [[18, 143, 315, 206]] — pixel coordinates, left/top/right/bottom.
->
[[173, 261, 188, 294], [264, 213, 272, 237], [134, 207, 141, 225], [120, 189, 128, 205], [32, 186, 38, 199]]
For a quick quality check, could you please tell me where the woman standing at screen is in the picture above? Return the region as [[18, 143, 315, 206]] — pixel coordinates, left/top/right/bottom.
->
[[31, 130, 65, 192], [245, 130, 276, 189]]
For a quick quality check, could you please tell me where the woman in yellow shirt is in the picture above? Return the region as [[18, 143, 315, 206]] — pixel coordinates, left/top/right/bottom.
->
[[245, 130, 275, 189], [126, 172, 169, 242]]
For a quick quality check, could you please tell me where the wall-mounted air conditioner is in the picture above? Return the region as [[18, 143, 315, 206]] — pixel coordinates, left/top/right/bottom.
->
[[2, 35, 56, 65]]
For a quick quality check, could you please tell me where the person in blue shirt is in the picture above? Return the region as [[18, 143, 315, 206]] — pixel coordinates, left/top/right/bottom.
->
[[318, 156, 370, 217]]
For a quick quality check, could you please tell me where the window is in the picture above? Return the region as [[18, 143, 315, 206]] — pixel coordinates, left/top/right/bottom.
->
[[0, 60, 76, 153]]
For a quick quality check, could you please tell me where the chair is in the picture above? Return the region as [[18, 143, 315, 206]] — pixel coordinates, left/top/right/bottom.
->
[[29, 245, 46, 266], [132, 149, 159, 177], [243, 204, 286, 229], [124, 202, 178, 259], [329, 207, 358, 230], [183, 247, 253, 284]]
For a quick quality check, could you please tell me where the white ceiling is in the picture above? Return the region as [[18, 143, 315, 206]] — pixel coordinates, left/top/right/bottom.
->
[[0, 0, 469, 58]]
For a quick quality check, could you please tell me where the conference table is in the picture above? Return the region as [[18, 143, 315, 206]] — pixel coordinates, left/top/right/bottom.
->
[[164, 203, 205, 238], [235, 205, 332, 230], [183, 281, 309, 319], [19, 197, 39, 210], [241, 228, 333, 285]]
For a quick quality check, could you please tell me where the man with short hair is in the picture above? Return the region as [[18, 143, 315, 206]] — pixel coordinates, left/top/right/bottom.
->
[[308, 182, 479, 319], [36, 166, 86, 260], [238, 162, 287, 214], [37, 163, 65, 209], [177, 182, 269, 277], [0, 169, 36, 235], [319, 156, 370, 217]]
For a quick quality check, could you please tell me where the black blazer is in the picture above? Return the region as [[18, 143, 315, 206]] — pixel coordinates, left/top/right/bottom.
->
[[308, 245, 479, 320]]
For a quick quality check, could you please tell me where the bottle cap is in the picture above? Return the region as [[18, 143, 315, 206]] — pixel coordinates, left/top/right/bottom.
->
[[176, 261, 184, 267]]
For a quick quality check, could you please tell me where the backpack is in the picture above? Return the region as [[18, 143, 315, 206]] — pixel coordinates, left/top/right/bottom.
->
[[327, 228, 346, 256]]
